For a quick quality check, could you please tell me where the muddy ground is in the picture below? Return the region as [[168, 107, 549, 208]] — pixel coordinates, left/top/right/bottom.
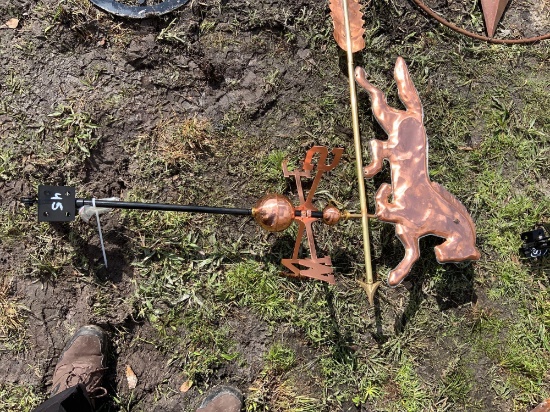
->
[[0, 0, 549, 411]]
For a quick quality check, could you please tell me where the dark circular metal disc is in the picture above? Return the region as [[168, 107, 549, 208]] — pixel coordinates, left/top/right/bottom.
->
[[89, 0, 190, 18]]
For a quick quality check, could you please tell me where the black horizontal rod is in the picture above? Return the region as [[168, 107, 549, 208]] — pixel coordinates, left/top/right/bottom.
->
[[75, 198, 324, 219], [76, 199, 252, 216]]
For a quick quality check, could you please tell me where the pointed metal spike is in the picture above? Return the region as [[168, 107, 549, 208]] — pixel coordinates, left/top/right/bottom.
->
[[480, 0, 511, 37], [357, 280, 381, 306]]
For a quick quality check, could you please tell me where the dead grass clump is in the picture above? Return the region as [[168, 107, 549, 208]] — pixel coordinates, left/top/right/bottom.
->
[[0, 282, 26, 350], [155, 117, 214, 166]]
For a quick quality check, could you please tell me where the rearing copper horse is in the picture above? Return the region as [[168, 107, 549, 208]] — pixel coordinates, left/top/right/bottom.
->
[[355, 57, 480, 286]]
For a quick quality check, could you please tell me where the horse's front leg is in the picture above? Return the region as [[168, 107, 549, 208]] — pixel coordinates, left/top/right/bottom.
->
[[364, 140, 388, 178], [374, 183, 404, 222], [375, 183, 392, 219], [388, 225, 421, 286]]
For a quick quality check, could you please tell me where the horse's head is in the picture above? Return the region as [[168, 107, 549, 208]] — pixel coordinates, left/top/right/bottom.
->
[[355, 57, 423, 136]]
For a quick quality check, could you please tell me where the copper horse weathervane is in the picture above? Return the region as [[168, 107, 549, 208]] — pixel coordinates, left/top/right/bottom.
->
[[26, 0, 496, 305], [356, 59, 481, 286], [329, 0, 481, 300]]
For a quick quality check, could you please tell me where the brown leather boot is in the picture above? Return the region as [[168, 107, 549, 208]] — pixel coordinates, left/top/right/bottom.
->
[[51, 325, 108, 401], [195, 385, 243, 412]]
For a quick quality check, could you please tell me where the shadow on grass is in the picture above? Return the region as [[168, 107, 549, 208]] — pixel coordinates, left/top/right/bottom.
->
[[392, 235, 478, 334], [49, 221, 130, 284], [323, 283, 357, 363], [265, 232, 360, 280]]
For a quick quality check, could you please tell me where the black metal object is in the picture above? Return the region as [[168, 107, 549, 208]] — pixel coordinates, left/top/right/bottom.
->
[[20, 197, 37, 208], [76, 198, 253, 216], [76, 199, 323, 219], [519, 227, 549, 259], [37, 185, 76, 222], [89, 0, 190, 18]]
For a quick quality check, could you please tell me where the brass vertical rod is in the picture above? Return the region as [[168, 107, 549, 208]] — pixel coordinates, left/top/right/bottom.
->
[[341, 0, 379, 304]]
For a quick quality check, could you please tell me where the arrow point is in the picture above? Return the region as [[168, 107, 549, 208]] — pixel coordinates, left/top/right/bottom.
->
[[358, 280, 381, 305], [481, 0, 511, 37]]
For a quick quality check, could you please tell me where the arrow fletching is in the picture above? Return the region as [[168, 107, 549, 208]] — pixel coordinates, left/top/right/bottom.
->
[[329, 0, 366, 53]]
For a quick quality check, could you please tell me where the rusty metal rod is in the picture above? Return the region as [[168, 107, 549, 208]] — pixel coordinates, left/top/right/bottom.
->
[[412, 0, 550, 44]]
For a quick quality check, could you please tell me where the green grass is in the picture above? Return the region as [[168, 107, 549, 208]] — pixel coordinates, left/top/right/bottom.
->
[[49, 105, 99, 160], [0, 284, 27, 353], [215, 262, 291, 321], [265, 342, 296, 373], [394, 360, 431, 411], [0, 384, 44, 412], [1, 0, 549, 410]]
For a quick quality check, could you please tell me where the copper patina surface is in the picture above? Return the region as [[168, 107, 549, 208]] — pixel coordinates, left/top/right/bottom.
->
[[329, 0, 365, 53], [322, 205, 341, 226], [481, 0, 511, 37], [531, 399, 550, 412], [281, 146, 344, 284], [253, 194, 295, 232], [356, 57, 481, 286]]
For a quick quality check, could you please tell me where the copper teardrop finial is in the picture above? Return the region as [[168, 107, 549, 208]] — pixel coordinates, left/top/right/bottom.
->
[[253, 194, 295, 232]]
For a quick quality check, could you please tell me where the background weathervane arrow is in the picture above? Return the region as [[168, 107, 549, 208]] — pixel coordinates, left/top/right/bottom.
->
[[480, 0, 510, 38]]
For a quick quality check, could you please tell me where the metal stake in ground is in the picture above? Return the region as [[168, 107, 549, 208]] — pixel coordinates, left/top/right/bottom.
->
[[329, 0, 381, 304]]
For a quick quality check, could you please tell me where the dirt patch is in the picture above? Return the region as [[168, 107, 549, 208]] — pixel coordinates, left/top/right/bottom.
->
[[1, 0, 549, 410]]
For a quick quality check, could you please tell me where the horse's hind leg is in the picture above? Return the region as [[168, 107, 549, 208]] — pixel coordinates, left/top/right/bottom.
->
[[435, 237, 481, 263], [388, 225, 421, 286]]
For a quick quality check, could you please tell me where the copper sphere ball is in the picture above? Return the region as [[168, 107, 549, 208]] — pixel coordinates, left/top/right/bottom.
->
[[322, 205, 341, 226], [253, 194, 295, 232]]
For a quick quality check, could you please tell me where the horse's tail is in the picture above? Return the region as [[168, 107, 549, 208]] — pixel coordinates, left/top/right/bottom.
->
[[430, 181, 476, 239]]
